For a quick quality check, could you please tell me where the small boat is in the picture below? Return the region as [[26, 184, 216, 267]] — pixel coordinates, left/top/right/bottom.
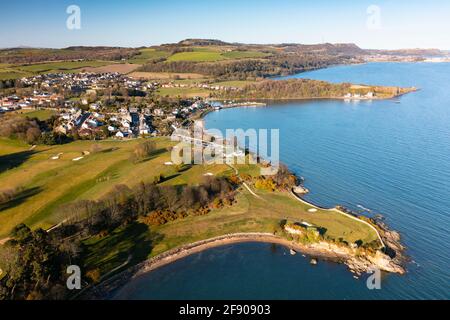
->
[[310, 259, 318, 265], [290, 249, 297, 256]]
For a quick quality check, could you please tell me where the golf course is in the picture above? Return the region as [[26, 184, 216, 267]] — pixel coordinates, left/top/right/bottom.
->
[[0, 136, 379, 262]]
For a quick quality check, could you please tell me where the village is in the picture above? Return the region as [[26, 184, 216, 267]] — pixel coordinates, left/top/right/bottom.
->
[[0, 72, 214, 140]]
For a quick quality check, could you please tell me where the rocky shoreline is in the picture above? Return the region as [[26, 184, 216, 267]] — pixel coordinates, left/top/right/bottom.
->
[[83, 229, 406, 300]]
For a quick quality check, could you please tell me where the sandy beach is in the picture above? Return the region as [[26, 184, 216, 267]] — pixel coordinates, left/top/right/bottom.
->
[[85, 233, 353, 299]]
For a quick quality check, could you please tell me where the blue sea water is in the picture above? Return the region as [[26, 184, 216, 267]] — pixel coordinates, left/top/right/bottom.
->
[[114, 63, 450, 300]]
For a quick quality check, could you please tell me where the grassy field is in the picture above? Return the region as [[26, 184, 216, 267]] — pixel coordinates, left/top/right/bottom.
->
[[166, 48, 270, 63], [221, 51, 270, 59], [168, 51, 227, 62], [81, 63, 139, 74], [0, 65, 32, 80], [16, 109, 57, 120]]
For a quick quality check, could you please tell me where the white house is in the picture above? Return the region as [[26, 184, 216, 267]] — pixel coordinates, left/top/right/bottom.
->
[[115, 131, 129, 138]]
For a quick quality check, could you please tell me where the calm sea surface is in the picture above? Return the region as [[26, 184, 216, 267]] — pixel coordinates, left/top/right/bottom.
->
[[114, 63, 450, 300]]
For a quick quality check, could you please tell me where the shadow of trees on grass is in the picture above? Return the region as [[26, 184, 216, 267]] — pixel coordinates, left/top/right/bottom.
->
[[82, 222, 164, 274], [0, 150, 36, 174], [0, 186, 42, 212]]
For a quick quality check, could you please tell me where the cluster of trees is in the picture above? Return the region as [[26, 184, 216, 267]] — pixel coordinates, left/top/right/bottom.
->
[[53, 177, 235, 239], [0, 115, 42, 144], [0, 224, 75, 300], [215, 79, 353, 100], [254, 164, 298, 192], [0, 114, 69, 145], [130, 141, 157, 163], [272, 164, 298, 190], [142, 178, 235, 226], [0, 186, 24, 206], [0, 79, 17, 89]]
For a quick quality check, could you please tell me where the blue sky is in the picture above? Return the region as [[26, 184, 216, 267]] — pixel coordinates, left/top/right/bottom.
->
[[1, 0, 450, 49]]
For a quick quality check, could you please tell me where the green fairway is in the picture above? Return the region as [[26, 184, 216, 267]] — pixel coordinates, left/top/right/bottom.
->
[[0, 137, 234, 237]]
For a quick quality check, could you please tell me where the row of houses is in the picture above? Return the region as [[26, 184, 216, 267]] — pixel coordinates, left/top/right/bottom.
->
[[20, 72, 148, 94], [344, 92, 375, 99], [0, 92, 64, 113]]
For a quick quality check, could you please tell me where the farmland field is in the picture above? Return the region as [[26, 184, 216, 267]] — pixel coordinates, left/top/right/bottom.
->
[[221, 51, 270, 59], [0, 64, 32, 80], [0, 71, 32, 80], [15, 60, 114, 73], [168, 51, 227, 62], [81, 63, 140, 74]]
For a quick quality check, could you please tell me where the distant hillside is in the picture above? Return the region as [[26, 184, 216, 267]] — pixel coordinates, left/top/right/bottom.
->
[[282, 43, 367, 56], [366, 48, 446, 57], [0, 47, 140, 64], [177, 39, 231, 46]]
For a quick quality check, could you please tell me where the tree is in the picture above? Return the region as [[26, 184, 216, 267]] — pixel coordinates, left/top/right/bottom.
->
[[0, 224, 71, 300], [130, 140, 157, 162]]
